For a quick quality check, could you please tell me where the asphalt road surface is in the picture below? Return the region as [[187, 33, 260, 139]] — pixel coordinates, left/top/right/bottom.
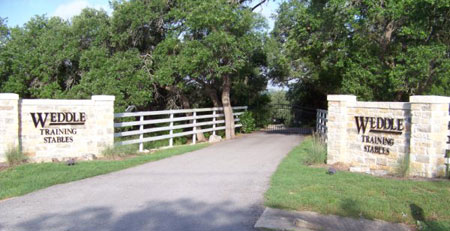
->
[[0, 132, 303, 231]]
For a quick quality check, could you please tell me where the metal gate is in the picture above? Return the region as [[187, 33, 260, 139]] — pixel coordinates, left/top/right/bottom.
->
[[264, 104, 316, 134]]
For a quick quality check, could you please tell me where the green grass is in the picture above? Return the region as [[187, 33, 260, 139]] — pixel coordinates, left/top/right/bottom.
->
[[303, 133, 327, 165], [0, 143, 208, 200], [265, 137, 450, 231]]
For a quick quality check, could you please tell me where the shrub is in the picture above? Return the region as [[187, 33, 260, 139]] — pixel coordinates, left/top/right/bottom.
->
[[240, 111, 256, 133], [251, 106, 271, 128], [6, 146, 26, 166], [144, 139, 169, 150], [102, 145, 138, 159], [395, 154, 410, 177], [303, 134, 327, 165]]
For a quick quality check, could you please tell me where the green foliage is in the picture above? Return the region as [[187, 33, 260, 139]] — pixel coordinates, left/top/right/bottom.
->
[[247, 92, 271, 128], [0, 8, 156, 111], [68, 48, 152, 111], [0, 17, 8, 47], [1, 16, 76, 98], [143, 136, 188, 150], [5, 146, 26, 166], [269, 90, 292, 126], [273, 0, 450, 108], [240, 111, 256, 133], [102, 144, 138, 159], [269, 90, 289, 105], [265, 139, 450, 229], [153, 0, 269, 113], [110, 0, 169, 52], [302, 135, 327, 165], [0, 1, 270, 116]]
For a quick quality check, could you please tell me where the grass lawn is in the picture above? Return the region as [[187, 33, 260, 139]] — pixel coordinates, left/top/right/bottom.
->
[[265, 137, 450, 231], [0, 143, 208, 200]]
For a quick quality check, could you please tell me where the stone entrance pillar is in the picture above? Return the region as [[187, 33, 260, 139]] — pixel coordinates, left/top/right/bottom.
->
[[327, 95, 357, 164], [409, 96, 450, 177], [0, 93, 20, 162]]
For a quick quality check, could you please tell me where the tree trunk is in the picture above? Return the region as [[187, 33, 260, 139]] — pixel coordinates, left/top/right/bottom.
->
[[221, 75, 235, 139], [205, 84, 222, 107]]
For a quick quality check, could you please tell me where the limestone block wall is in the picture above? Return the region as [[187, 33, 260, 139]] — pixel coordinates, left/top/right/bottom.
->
[[0, 94, 20, 162], [0, 94, 115, 162], [327, 95, 356, 164], [327, 94, 450, 178], [346, 102, 411, 175], [409, 96, 450, 177]]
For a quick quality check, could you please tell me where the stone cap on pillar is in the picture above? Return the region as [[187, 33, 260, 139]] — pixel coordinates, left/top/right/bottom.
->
[[92, 95, 115, 101], [0, 93, 19, 100], [327, 95, 357, 102], [410, 95, 450, 104]]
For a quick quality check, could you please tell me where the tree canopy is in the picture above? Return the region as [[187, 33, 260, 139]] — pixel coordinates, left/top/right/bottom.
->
[[152, 0, 268, 138], [272, 0, 450, 108], [0, 0, 272, 139], [1, 0, 449, 131]]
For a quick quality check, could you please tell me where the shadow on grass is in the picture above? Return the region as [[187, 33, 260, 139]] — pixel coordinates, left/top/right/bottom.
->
[[339, 198, 373, 220], [12, 199, 260, 231], [410, 203, 447, 231]]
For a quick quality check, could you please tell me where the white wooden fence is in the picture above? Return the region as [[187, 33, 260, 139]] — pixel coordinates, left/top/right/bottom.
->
[[316, 109, 328, 142], [114, 106, 247, 151]]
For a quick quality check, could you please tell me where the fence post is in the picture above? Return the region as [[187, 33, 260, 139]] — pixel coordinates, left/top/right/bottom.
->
[[213, 109, 216, 136], [139, 115, 144, 152], [169, 112, 174, 147], [316, 110, 319, 133], [192, 111, 197, 145]]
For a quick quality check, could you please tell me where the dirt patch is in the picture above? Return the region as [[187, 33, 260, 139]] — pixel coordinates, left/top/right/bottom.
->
[[331, 162, 351, 171], [0, 164, 9, 172], [311, 162, 350, 171]]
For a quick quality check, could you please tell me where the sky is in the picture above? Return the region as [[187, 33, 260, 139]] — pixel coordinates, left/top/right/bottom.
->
[[0, 0, 280, 29], [0, 0, 112, 26], [0, 0, 284, 90]]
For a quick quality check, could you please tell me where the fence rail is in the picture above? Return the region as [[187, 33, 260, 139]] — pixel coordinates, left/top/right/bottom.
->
[[114, 106, 247, 151], [316, 109, 328, 142]]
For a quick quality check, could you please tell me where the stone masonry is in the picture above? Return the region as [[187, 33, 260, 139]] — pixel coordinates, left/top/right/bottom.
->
[[409, 96, 450, 177], [327, 94, 450, 178], [0, 94, 115, 162], [0, 94, 20, 162]]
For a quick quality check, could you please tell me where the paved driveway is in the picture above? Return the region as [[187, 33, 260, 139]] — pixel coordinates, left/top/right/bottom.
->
[[0, 132, 303, 231]]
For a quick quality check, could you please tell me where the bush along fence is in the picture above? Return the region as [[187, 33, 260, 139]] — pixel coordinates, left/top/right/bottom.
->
[[327, 95, 450, 178], [0, 93, 247, 162], [114, 107, 247, 151]]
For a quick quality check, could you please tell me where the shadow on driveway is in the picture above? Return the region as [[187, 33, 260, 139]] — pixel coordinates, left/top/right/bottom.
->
[[16, 199, 259, 231]]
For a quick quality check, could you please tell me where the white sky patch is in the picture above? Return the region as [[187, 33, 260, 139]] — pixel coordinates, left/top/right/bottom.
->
[[267, 80, 289, 91], [53, 0, 111, 20], [254, 0, 281, 31]]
